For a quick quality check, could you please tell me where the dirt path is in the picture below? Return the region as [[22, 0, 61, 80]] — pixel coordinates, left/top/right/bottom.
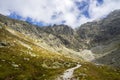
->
[[57, 64, 81, 80]]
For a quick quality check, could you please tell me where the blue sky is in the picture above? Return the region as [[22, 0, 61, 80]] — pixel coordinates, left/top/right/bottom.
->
[[0, 0, 120, 28]]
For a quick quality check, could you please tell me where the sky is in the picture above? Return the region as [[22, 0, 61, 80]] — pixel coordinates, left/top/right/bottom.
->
[[0, 0, 120, 28]]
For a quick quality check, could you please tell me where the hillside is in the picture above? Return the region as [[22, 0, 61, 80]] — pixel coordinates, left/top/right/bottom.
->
[[0, 23, 79, 80]]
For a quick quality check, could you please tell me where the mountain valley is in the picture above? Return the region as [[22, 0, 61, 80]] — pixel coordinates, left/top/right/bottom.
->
[[0, 10, 120, 80]]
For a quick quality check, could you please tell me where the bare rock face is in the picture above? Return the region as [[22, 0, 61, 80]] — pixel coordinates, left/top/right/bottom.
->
[[77, 10, 120, 48], [76, 10, 120, 66]]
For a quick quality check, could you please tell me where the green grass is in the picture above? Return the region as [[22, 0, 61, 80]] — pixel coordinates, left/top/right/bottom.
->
[[0, 27, 77, 80], [74, 62, 120, 80]]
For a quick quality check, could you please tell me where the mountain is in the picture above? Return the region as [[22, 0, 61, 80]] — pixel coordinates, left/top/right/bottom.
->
[[0, 10, 120, 80], [77, 10, 120, 48], [76, 10, 120, 67]]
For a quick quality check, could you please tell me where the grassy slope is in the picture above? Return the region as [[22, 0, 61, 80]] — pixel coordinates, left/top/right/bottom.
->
[[74, 62, 120, 80], [0, 26, 78, 80]]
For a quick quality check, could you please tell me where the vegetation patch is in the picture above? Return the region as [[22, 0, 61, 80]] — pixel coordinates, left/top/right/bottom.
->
[[74, 62, 120, 80]]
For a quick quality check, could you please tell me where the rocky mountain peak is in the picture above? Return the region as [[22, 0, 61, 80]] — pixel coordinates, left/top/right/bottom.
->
[[43, 24, 75, 36]]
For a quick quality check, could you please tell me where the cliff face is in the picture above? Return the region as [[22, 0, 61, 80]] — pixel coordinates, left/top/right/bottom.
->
[[76, 10, 120, 67], [77, 10, 120, 48]]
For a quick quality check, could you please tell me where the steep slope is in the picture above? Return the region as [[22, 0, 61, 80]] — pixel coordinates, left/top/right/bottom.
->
[[0, 14, 83, 59], [77, 10, 120, 67], [42, 25, 82, 51], [77, 10, 120, 48], [0, 23, 78, 80]]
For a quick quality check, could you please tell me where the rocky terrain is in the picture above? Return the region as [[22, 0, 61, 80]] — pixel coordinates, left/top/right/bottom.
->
[[0, 9, 120, 80]]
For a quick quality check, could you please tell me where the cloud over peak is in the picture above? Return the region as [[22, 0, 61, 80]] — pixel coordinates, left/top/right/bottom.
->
[[0, 0, 120, 28]]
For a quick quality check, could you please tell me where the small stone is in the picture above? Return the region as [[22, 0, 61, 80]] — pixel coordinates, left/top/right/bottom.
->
[[24, 58, 30, 61], [1, 60, 5, 62], [12, 63, 19, 68]]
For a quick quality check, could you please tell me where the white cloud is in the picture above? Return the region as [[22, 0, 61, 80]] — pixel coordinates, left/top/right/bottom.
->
[[88, 0, 120, 20], [0, 0, 120, 28]]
